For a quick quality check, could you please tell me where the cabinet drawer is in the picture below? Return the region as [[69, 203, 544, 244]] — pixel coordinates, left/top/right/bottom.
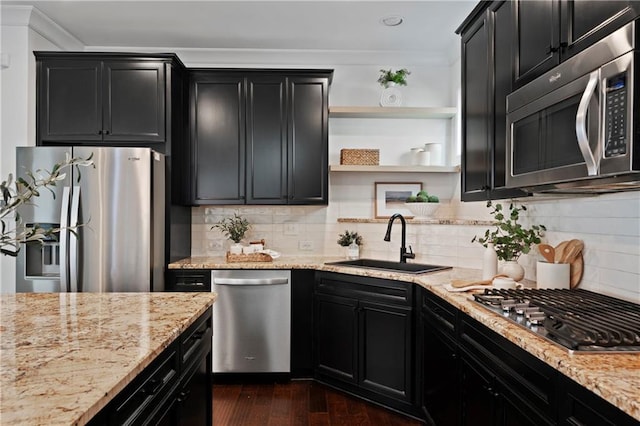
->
[[459, 314, 557, 419], [315, 271, 412, 307], [109, 343, 179, 425], [180, 309, 212, 370], [422, 290, 457, 337], [166, 270, 211, 292]]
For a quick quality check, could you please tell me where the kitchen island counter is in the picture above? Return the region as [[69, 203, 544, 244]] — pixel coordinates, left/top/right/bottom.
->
[[0, 292, 217, 425], [170, 256, 640, 421]]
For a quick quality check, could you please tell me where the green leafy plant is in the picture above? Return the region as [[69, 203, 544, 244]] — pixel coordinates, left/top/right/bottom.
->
[[377, 68, 411, 88], [472, 201, 546, 261], [1, 153, 94, 256], [337, 230, 363, 247], [212, 212, 250, 244], [406, 190, 439, 203]]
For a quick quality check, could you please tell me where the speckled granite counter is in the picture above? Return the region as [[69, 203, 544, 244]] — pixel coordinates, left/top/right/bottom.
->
[[0, 292, 217, 426], [170, 256, 640, 421]]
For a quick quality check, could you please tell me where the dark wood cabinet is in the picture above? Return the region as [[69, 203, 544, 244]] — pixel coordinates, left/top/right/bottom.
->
[[166, 269, 211, 292], [513, 0, 640, 89], [189, 72, 246, 204], [419, 289, 460, 426], [291, 270, 316, 378], [314, 272, 416, 416], [35, 53, 180, 149], [88, 308, 212, 426], [188, 69, 332, 206], [458, 3, 527, 201]]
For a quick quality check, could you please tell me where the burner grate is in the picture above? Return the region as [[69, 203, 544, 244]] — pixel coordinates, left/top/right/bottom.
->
[[474, 288, 640, 351]]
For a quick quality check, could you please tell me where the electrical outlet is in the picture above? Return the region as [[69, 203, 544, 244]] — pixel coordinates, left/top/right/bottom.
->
[[299, 240, 314, 251], [284, 223, 299, 236], [208, 240, 224, 251]]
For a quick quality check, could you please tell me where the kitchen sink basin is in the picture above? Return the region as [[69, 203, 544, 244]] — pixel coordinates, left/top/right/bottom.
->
[[325, 259, 452, 275]]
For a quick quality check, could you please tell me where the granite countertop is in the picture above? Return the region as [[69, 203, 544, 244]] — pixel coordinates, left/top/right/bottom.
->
[[170, 255, 640, 421], [0, 292, 217, 426]]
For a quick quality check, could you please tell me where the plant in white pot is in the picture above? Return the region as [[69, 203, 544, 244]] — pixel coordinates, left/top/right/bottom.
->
[[377, 68, 410, 107], [337, 230, 363, 259], [472, 201, 546, 281], [212, 212, 250, 254], [404, 190, 439, 218]]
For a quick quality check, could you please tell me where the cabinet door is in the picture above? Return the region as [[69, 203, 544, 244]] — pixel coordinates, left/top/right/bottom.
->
[[103, 61, 166, 142], [497, 386, 555, 426], [287, 76, 329, 205], [291, 270, 315, 378], [561, 1, 640, 60], [38, 59, 103, 142], [314, 293, 358, 384], [246, 75, 288, 204], [190, 74, 245, 204], [359, 300, 413, 403], [460, 354, 497, 426], [422, 315, 460, 426], [176, 353, 212, 426], [513, 0, 561, 89], [461, 13, 491, 201]]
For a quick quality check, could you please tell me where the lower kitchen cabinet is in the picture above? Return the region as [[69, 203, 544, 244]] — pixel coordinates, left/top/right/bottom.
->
[[88, 308, 212, 425], [420, 289, 460, 426], [291, 269, 317, 378], [314, 272, 417, 416]]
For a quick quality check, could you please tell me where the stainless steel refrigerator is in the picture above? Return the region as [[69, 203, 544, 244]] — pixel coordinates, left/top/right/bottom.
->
[[15, 146, 165, 293]]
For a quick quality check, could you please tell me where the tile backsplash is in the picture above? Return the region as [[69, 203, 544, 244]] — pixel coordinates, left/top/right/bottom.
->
[[191, 178, 640, 303]]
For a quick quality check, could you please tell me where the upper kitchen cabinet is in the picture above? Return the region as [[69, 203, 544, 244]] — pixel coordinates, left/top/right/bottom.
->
[[35, 52, 186, 153], [457, 1, 527, 201], [513, 0, 640, 89], [188, 69, 332, 206]]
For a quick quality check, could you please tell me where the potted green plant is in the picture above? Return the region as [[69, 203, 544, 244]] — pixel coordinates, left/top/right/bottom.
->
[[404, 190, 439, 218], [212, 212, 250, 253], [472, 201, 546, 280], [377, 68, 411, 88], [337, 230, 363, 259]]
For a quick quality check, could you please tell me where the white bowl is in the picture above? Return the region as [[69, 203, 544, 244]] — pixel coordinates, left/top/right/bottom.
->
[[404, 202, 439, 218]]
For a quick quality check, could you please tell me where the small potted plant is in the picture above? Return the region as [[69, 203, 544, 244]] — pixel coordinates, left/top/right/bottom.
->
[[337, 230, 363, 259], [405, 190, 439, 218], [377, 68, 411, 88], [472, 201, 546, 281], [212, 212, 250, 254]]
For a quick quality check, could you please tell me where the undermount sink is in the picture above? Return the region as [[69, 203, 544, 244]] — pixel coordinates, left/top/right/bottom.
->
[[325, 259, 452, 275]]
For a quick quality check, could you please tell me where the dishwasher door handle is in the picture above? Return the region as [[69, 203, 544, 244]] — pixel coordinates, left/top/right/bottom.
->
[[212, 277, 289, 286]]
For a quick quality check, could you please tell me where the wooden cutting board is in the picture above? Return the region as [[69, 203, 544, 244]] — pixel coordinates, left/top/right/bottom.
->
[[570, 253, 584, 289]]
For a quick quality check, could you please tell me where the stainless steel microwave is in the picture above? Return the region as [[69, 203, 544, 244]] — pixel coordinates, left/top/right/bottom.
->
[[506, 21, 640, 193]]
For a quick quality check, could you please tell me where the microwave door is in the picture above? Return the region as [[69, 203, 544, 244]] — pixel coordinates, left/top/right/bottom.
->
[[506, 72, 600, 189]]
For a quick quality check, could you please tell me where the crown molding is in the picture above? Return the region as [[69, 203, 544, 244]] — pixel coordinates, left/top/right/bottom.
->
[[85, 46, 452, 67], [1, 5, 83, 50]]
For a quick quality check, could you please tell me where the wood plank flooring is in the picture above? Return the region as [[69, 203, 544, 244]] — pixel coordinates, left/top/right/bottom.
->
[[213, 380, 423, 425]]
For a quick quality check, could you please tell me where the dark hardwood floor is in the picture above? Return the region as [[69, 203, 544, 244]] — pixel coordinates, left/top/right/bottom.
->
[[212, 380, 423, 425]]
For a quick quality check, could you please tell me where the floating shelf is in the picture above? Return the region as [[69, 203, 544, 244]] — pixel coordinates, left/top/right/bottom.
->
[[329, 165, 460, 173], [329, 106, 457, 119]]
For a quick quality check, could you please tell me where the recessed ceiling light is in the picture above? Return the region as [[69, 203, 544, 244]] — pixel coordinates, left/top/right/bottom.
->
[[381, 15, 404, 27]]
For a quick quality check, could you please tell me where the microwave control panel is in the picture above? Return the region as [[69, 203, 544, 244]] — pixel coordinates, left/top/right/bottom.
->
[[604, 73, 628, 157]]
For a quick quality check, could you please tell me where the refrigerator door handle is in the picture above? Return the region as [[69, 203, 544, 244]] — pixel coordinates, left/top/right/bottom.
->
[[59, 186, 71, 292], [69, 186, 81, 292]]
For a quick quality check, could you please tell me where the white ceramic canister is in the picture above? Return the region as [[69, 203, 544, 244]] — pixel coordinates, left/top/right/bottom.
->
[[424, 143, 443, 166], [536, 261, 570, 289], [482, 243, 498, 280]]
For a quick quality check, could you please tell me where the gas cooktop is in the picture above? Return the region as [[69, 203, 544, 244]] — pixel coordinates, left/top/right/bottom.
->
[[473, 288, 640, 353]]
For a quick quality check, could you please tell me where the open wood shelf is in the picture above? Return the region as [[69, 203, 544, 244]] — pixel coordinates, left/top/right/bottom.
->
[[329, 165, 460, 173], [329, 106, 457, 119]]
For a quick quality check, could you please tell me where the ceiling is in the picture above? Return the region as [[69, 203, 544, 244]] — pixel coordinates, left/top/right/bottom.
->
[[1, 0, 477, 65]]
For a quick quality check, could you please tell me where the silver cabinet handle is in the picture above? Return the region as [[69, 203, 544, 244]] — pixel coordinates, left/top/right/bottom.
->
[[59, 186, 71, 293], [213, 278, 289, 286], [575, 70, 600, 176]]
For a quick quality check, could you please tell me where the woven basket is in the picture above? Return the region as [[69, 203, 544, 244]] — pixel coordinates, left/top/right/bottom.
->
[[340, 149, 380, 165]]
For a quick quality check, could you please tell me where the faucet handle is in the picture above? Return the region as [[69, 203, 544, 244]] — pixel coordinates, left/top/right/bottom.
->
[[405, 245, 416, 260]]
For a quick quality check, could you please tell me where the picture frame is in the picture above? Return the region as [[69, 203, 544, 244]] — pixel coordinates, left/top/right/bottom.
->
[[374, 182, 422, 219]]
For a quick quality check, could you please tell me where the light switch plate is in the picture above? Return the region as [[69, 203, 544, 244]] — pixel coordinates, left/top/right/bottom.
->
[[299, 240, 314, 251]]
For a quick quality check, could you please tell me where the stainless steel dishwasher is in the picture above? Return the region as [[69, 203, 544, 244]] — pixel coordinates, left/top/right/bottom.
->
[[211, 269, 291, 373]]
